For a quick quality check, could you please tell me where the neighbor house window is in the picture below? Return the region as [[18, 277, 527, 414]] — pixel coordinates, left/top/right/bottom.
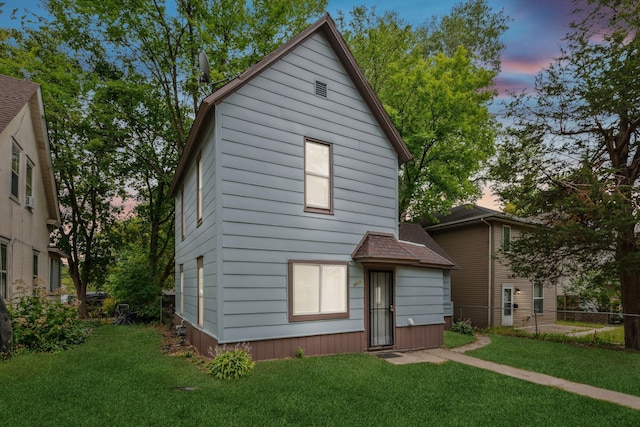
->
[[25, 158, 34, 202], [304, 138, 333, 213], [502, 225, 511, 251], [32, 250, 39, 282], [1, 242, 7, 299], [534, 283, 544, 313], [11, 143, 20, 199], [197, 257, 204, 326], [196, 154, 202, 225], [289, 261, 348, 322], [179, 264, 184, 315]]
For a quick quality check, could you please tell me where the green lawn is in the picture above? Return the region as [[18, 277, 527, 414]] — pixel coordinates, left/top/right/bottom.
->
[[1, 326, 638, 426], [469, 334, 640, 396]]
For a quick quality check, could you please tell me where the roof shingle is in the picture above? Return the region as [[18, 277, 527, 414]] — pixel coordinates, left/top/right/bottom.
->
[[0, 74, 40, 134]]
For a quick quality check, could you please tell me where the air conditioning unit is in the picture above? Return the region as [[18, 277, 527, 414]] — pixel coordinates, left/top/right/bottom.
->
[[25, 195, 35, 208]]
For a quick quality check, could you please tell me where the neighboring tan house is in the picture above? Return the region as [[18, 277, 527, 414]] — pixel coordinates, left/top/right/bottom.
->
[[426, 204, 557, 328], [168, 15, 456, 360], [0, 74, 64, 302]]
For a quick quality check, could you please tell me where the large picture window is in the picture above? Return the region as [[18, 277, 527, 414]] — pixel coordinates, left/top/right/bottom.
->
[[289, 261, 348, 321], [304, 138, 333, 213]]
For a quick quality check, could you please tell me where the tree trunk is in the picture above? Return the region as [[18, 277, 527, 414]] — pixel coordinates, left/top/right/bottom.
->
[[69, 261, 88, 318], [0, 296, 12, 359], [620, 269, 640, 350]]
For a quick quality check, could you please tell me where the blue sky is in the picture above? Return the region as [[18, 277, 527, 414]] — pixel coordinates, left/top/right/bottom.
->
[[2, 0, 580, 95]]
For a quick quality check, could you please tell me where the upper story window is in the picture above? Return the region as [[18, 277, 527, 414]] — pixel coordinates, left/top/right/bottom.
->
[[11, 143, 20, 199], [180, 186, 185, 240], [25, 158, 34, 207], [196, 154, 202, 226], [502, 225, 511, 252], [32, 250, 39, 282], [304, 138, 333, 214]]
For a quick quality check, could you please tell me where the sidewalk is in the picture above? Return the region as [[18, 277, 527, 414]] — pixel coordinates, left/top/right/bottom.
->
[[379, 336, 640, 411]]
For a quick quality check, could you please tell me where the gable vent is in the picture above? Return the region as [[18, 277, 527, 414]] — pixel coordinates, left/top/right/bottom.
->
[[315, 80, 327, 98]]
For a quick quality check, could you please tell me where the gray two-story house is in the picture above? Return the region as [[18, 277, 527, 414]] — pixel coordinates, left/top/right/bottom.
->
[[168, 15, 455, 360]]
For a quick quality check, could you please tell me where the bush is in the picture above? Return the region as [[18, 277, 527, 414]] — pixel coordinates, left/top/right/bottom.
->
[[207, 343, 255, 380], [9, 287, 90, 353], [451, 319, 474, 336]]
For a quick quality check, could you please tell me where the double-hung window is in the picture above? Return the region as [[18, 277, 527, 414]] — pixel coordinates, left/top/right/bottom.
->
[[32, 250, 39, 283], [197, 257, 204, 326], [11, 143, 20, 199], [502, 225, 511, 252], [289, 261, 348, 321], [0, 242, 7, 299], [26, 158, 34, 205], [196, 154, 202, 226], [179, 264, 184, 315], [304, 138, 333, 213], [533, 283, 544, 313]]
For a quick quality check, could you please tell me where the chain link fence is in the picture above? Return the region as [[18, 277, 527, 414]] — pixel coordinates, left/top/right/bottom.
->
[[454, 304, 640, 348]]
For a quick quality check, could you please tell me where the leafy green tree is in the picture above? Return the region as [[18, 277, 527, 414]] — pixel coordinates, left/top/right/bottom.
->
[[490, 0, 640, 349], [338, 2, 506, 220], [0, 23, 124, 317]]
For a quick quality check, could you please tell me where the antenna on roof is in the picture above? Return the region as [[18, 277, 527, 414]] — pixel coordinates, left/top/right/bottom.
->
[[199, 51, 211, 84]]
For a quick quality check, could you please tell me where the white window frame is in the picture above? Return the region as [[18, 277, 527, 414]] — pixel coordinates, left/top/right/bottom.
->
[[533, 283, 544, 314], [179, 264, 184, 315], [0, 241, 7, 300], [289, 260, 349, 322], [11, 142, 20, 200], [197, 257, 204, 326], [25, 157, 34, 200], [304, 138, 333, 214]]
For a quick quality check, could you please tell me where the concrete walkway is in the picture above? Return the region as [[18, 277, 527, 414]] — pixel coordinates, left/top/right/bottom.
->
[[380, 336, 640, 411]]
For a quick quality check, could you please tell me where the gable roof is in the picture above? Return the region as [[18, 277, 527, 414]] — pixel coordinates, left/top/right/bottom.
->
[[0, 74, 61, 227], [352, 231, 456, 270], [168, 14, 412, 198], [426, 204, 530, 231], [399, 223, 456, 265], [0, 74, 40, 134]]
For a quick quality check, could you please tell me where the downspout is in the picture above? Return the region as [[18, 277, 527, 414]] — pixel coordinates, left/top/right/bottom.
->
[[481, 218, 492, 327]]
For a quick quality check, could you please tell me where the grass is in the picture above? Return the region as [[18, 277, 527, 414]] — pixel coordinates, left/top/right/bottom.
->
[[443, 330, 475, 348], [1, 325, 639, 426], [469, 334, 640, 397]]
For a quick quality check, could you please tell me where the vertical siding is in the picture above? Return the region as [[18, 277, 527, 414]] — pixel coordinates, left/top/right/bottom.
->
[[175, 117, 219, 338], [216, 32, 399, 343], [431, 223, 490, 326]]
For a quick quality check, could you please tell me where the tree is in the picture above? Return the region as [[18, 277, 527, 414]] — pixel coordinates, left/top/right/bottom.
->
[[0, 23, 125, 318], [44, 0, 328, 295], [0, 296, 11, 359], [337, 2, 507, 220], [490, 0, 640, 349]]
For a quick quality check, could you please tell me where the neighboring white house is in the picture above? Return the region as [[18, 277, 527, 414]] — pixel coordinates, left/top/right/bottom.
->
[[168, 15, 456, 360], [0, 74, 64, 302]]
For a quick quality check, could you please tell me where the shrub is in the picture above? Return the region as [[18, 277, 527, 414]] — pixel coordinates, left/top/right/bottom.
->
[[296, 346, 305, 358], [207, 343, 255, 380], [451, 319, 474, 336], [9, 287, 90, 353]]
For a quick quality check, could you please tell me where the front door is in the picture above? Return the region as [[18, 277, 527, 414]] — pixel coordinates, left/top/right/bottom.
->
[[502, 285, 514, 326], [369, 271, 394, 347]]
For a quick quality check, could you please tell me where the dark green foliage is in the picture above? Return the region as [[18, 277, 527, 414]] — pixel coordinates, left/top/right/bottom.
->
[[207, 343, 255, 380], [9, 288, 89, 353], [451, 319, 474, 336]]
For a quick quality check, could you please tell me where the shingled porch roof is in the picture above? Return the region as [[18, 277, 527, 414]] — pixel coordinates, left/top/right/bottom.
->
[[352, 231, 456, 269]]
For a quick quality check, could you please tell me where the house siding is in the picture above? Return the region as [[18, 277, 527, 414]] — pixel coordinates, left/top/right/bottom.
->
[[0, 102, 52, 300], [395, 266, 446, 327], [491, 222, 557, 327], [214, 32, 398, 343], [431, 223, 490, 326], [175, 117, 219, 338]]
